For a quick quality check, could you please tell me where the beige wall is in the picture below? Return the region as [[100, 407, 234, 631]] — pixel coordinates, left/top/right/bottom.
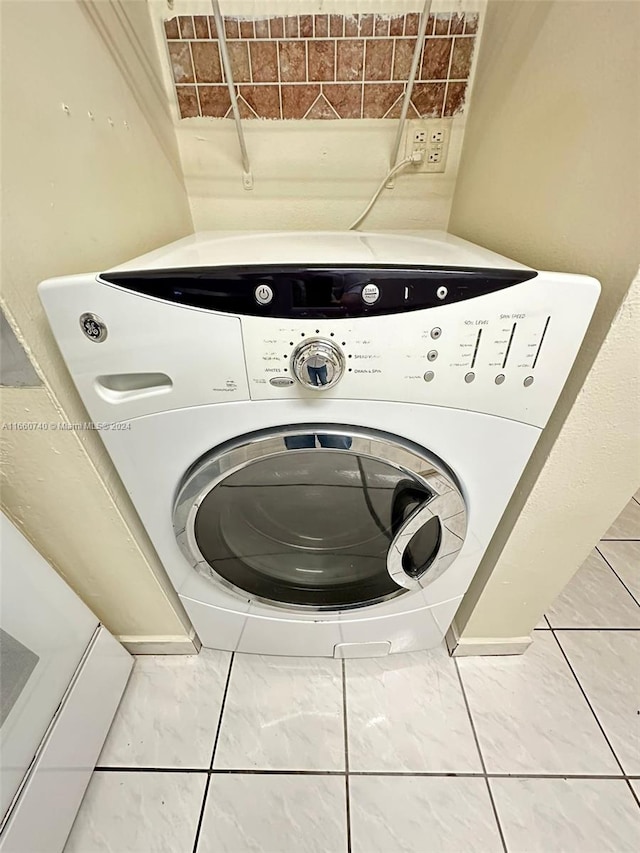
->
[[149, 0, 485, 230], [448, 0, 640, 643], [1, 0, 196, 647]]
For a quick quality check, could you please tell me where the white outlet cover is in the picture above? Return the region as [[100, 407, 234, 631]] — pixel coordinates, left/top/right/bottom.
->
[[405, 118, 453, 173]]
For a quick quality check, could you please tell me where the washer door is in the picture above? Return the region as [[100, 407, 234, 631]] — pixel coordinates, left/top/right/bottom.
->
[[173, 426, 466, 611]]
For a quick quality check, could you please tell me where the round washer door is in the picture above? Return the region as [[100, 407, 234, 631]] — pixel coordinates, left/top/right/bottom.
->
[[173, 426, 466, 612]]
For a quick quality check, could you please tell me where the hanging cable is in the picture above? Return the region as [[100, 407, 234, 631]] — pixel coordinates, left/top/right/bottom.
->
[[348, 154, 422, 231]]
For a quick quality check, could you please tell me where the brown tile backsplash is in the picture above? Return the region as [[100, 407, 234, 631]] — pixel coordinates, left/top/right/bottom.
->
[[168, 41, 194, 84], [450, 37, 475, 79], [191, 41, 221, 84], [164, 18, 179, 40], [164, 11, 478, 121], [279, 40, 306, 83], [254, 19, 269, 39], [421, 37, 453, 80], [282, 84, 319, 119], [199, 85, 230, 118], [176, 85, 198, 118], [323, 83, 362, 118], [240, 85, 280, 119], [444, 81, 467, 116], [392, 38, 417, 81], [178, 15, 194, 39], [299, 15, 313, 39], [314, 15, 329, 38], [194, 16, 209, 40], [412, 82, 447, 117], [308, 40, 335, 82], [337, 39, 364, 82], [249, 40, 278, 83], [228, 42, 251, 83], [363, 82, 404, 118], [365, 39, 393, 82]]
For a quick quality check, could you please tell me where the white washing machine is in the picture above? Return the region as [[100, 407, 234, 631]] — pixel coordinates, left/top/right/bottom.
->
[[39, 231, 599, 657]]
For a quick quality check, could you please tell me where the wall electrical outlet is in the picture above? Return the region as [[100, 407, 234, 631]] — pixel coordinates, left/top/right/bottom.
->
[[405, 119, 452, 173]]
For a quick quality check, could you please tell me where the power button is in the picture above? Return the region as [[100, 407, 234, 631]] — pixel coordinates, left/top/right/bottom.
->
[[255, 284, 273, 305]]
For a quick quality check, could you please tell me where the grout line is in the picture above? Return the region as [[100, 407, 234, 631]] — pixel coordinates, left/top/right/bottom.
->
[[92, 767, 635, 779], [209, 653, 235, 770], [442, 32, 456, 119], [550, 631, 628, 776], [247, 40, 254, 85], [454, 660, 508, 853], [191, 653, 235, 853], [190, 775, 210, 853], [167, 35, 477, 44], [276, 41, 283, 118], [625, 778, 640, 808], [341, 660, 352, 853], [96, 766, 208, 773], [598, 538, 640, 542], [540, 627, 640, 632], [595, 545, 640, 608], [176, 78, 465, 86], [187, 43, 202, 118]]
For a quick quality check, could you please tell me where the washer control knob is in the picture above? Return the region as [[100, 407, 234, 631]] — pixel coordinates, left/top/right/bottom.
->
[[430, 327, 442, 339], [255, 283, 273, 305], [436, 286, 448, 300], [524, 376, 534, 387], [362, 283, 380, 305], [427, 350, 438, 362], [291, 338, 345, 391]]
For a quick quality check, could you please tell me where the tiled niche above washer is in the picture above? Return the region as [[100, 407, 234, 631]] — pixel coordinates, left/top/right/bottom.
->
[[164, 10, 479, 120]]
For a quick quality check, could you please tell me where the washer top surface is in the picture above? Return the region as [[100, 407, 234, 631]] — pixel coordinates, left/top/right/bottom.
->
[[106, 230, 533, 274]]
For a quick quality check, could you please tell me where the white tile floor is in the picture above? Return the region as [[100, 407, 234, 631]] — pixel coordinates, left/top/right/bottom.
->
[[65, 496, 640, 853]]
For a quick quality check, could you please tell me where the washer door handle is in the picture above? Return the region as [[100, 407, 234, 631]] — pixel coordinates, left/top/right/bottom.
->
[[387, 490, 466, 591]]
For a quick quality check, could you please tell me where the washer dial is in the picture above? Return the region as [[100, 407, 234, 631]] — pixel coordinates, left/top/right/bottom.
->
[[291, 338, 345, 391]]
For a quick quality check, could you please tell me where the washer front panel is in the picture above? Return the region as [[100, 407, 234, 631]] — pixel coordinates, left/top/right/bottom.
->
[[173, 425, 466, 612], [39, 269, 598, 429]]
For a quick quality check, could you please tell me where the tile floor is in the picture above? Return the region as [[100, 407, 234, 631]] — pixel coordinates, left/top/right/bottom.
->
[[65, 495, 640, 852]]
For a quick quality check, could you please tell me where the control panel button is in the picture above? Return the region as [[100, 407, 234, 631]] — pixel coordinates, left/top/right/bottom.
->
[[436, 286, 448, 300], [427, 350, 438, 362], [464, 372, 475, 383], [495, 374, 505, 385], [362, 283, 380, 305], [423, 370, 435, 382], [270, 376, 294, 387], [255, 284, 273, 305], [430, 327, 442, 340], [524, 375, 534, 387]]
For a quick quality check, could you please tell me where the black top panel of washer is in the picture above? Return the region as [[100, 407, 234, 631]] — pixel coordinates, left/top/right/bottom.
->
[[100, 265, 538, 319]]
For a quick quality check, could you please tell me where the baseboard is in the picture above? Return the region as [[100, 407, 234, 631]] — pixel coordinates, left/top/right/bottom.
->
[[445, 620, 532, 657], [116, 629, 201, 655]]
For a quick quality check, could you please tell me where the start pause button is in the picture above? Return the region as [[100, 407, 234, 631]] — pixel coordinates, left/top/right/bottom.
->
[[362, 283, 380, 304]]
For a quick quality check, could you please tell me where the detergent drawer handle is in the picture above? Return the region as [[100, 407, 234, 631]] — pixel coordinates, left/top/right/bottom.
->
[[386, 490, 466, 591]]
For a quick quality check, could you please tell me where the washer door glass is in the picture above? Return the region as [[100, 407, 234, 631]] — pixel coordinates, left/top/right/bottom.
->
[[184, 431, 454, 610]]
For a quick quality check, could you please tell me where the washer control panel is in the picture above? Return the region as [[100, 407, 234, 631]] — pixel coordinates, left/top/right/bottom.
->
[[240, 271, 600, 428]]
